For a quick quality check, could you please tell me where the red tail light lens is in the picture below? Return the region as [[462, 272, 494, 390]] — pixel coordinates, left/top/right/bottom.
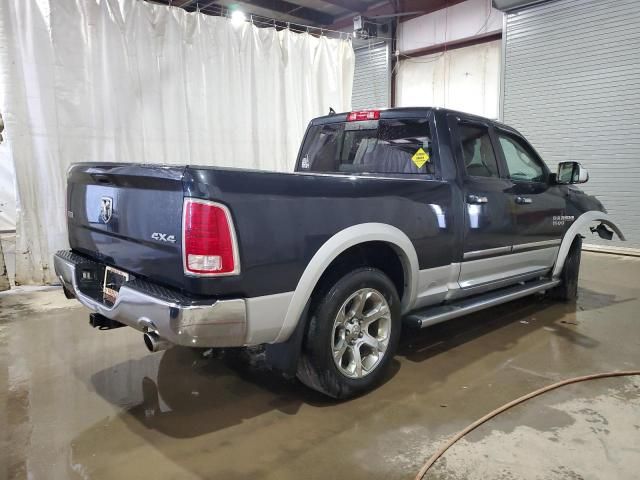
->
[[182, 199, 239, 276], [347, 110, 380, 121]]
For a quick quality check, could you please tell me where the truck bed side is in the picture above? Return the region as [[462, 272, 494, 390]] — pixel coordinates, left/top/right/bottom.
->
[[182, 167, 456, 298]]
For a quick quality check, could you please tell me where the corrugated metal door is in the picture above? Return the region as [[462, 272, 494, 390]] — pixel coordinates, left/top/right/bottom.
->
[[502, 0, 640, 252], [352, 42, 390, 110]]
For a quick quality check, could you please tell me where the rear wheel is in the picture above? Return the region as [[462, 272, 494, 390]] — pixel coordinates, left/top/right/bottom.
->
[[548, 235, 582, 302], [297, 268, 401, 399]]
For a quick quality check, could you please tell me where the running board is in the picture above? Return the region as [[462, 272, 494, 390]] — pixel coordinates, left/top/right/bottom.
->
[[404, 279, 560, 329]]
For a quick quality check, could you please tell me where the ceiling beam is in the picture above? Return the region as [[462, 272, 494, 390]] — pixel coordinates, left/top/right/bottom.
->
[[331, 0, 466, 28], [320, 0, 369, 13], [173, 0, 199, 7], [153, 0, 334, 26], [233, 0, 334, 25]]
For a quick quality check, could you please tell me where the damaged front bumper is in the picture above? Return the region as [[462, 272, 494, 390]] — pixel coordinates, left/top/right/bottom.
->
[[53, 250, 247, 348]]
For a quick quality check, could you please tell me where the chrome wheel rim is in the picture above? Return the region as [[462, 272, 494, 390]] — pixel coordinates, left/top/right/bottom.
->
[[331, 288, 391, 379]]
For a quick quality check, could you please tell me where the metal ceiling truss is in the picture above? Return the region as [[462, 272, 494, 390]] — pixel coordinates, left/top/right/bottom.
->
[[157, 0, 339, 25]]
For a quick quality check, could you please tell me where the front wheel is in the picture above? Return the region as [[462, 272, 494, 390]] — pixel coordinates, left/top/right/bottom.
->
[[548, 235, 582, 302], [297, 268, 401, 399]]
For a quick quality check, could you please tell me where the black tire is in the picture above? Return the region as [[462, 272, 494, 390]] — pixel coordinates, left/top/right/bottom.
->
[[548, 235, 582, 302], [297, 267, 401, 399]]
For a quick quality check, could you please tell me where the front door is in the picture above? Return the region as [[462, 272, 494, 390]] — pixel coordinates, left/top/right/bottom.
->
[[494, 129, 566, 269]]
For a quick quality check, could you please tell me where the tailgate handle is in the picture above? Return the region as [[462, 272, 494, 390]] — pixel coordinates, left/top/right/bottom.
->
[[91, 173, 113, 185]]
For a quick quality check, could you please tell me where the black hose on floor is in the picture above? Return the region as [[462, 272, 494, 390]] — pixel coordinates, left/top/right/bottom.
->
[[415, 370, 640, 480]]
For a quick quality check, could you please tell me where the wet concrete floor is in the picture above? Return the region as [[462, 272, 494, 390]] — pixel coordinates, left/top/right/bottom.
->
[[1, 252, 639, 479]]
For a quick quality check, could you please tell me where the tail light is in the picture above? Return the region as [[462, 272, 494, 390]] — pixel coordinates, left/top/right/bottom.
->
[[182, 198, 240, 276], [347, 110, 380, 121]]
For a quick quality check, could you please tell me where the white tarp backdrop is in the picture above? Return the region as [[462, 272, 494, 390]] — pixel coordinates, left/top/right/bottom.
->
[[0, 140, 16, 231], [0, 0, 354, 285]]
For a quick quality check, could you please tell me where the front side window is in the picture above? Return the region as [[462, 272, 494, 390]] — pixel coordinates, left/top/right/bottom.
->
[[458, 124, 500, 178], [497, 133, 546, 182], [298, 118, 435, 175]]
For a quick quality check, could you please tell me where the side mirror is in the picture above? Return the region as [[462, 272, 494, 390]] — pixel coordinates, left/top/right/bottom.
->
[[557, 161, 588, 184]]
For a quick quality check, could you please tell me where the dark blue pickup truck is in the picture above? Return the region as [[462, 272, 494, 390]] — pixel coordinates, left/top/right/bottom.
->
[[54, 107, 624, 398]]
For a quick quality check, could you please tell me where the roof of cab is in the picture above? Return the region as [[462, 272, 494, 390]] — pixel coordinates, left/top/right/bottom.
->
[[309, 106, 520, 135], [311, 107, 434, 125]]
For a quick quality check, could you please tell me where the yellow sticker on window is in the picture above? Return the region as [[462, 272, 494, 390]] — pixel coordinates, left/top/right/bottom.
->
[[412, 148, 430, 168]]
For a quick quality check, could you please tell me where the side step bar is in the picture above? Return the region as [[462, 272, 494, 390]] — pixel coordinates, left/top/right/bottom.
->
[[405, 279, 560, 329]]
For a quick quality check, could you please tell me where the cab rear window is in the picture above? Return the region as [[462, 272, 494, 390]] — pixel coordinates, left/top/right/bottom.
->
[[298, 118, 435, 176]]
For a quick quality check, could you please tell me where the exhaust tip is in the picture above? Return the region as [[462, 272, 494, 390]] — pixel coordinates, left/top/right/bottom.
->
[[143, 332, 171, 352]]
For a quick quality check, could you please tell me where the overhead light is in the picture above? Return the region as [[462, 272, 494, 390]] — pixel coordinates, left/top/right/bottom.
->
[[230, 10, 246, 27]]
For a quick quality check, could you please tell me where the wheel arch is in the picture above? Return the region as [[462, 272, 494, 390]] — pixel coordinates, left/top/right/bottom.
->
[[552, 211, 625, 279], [274, 223, 419, 343]]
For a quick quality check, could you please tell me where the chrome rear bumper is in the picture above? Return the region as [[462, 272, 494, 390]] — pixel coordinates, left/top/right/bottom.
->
[[53, 250, 247, 347]]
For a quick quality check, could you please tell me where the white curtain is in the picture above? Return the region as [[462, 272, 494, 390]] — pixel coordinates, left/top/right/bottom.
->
[[0, 0, 354, 285]]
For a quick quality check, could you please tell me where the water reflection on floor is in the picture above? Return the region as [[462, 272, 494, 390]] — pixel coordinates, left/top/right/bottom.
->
[[1, 252, 639, 479]]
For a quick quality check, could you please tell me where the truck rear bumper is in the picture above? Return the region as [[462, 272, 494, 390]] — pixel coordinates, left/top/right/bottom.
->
[[53, 250, 247, 347]]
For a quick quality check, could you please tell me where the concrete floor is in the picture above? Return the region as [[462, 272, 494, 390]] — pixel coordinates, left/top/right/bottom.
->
[[1, 252, 639, 480]]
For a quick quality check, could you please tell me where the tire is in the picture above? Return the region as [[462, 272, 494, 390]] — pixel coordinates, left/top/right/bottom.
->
[[548, 235, 582, 302], [296, 267, 401, 399]]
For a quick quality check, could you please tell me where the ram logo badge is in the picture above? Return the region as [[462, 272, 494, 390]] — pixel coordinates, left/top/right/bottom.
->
[[100, 197, 113, 223], [151, 232, 176, 243]]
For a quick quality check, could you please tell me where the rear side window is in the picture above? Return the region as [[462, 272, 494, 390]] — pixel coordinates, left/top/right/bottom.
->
[[298, 118, 435, 175], [458, 124, 500, 178]]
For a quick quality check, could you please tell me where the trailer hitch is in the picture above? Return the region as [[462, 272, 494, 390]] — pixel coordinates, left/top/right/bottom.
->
[[89, 313, 125, 330]]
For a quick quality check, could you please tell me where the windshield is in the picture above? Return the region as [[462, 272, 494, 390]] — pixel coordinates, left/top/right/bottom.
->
[[298, 118, 435, 176]]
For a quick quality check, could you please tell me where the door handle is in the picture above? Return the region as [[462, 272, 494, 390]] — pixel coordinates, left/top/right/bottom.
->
[[515, 196, 533, 205], [466, 194, 488, 204]]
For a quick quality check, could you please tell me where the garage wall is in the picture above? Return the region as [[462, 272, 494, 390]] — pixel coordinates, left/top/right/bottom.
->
[[396, 40, 501, 119], [352, 42, 390, 110], [397, 0, 502, 53], [502, 0, 640, 251]]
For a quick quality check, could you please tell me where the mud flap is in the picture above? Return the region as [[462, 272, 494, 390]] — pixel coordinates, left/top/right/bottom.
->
[[264, 301, 311, 377], [590, 223, 614, 241]]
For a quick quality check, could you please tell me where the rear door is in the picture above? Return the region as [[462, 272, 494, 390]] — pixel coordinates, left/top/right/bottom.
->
[[451, 116, 517, 290]]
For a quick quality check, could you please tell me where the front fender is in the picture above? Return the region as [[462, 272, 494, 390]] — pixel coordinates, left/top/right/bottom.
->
[[552, 211, 625, 279]]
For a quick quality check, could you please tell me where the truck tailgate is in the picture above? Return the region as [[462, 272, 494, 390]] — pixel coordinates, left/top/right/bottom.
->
[[67, 164, 186, 289]]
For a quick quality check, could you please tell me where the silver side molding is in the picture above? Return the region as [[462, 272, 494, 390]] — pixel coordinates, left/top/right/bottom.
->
[[414, 263, 461, 309], [512, 239, 561, 252], [464, 239, 561, 260], [460, 247, 558, 289], [464, 246, 511, 260]]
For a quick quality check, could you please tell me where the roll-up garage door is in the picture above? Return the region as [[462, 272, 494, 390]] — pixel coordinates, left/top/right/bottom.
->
[[352, 42, 390, 110], [502, 0, 640, 252]]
